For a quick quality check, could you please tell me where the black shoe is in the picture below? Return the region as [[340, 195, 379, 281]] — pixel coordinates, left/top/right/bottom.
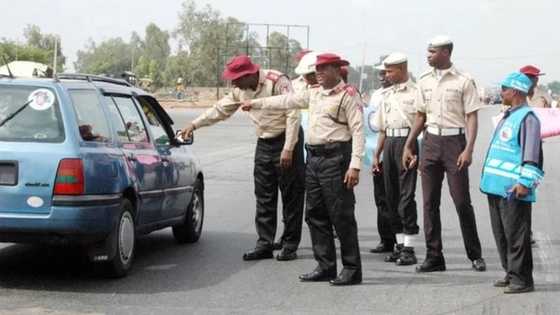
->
[[384, 244, 403, 262], [242, 249, 273, 261], [329, 268, 362, 286], [493, 276, 510, 288], [504, 283, 534, 294], [299, 267, 337, 282], [273, 242, 283, 251], [276, 248, 297, 261], [472, 258, 487, 272], [370, 241, 395, 253], [396, 247, 417, 266], [416, 257, 446, 273]]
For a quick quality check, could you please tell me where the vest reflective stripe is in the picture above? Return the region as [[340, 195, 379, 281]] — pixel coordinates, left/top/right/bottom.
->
[[480, 106, 538, 202]]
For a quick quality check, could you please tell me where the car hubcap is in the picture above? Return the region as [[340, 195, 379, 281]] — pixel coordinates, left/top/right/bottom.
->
[[119, 212, 134, 264], [192, 192, 203, 232]]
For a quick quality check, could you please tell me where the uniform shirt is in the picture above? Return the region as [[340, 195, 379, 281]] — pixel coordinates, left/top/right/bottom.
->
[[495, 105, 542, 167], [528, 88, 552, 108], [373, 79, 420, 131], [292, 76, 310, 94], [192, 69, 300, 151], [417, 65, 481, 128], [250, 80, 365, 170]]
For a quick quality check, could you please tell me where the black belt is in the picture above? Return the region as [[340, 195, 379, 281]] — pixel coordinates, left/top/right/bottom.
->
[[258, 132, 285, 144], [305, 141, 351, 157]]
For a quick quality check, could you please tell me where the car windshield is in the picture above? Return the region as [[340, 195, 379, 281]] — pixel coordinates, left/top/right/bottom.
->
[[0, 85, 64, 143]]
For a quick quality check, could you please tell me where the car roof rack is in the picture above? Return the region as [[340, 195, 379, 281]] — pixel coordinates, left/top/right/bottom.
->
[[55, 73, 133, 87]]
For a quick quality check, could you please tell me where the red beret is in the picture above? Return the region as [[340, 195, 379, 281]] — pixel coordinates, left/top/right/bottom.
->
[[520, 65, 545, 77], [222, 55, 260, 80], [314, 53, 350, 67]]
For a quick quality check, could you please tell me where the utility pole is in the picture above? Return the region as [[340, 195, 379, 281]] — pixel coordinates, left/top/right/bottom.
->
[[358, 41, 367, 92], [53, 36, 58, 75]]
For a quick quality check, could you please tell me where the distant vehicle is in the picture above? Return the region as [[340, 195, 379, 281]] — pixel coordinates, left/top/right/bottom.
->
[[121, 71, 137, 86], [0, 74, 204, 277]]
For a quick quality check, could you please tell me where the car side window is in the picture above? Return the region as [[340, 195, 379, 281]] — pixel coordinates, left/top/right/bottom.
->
[[137, 97, 170, 146], [69, 90, 111, 142], [112, 96, 149, 143], [103, 96, 129, 143]]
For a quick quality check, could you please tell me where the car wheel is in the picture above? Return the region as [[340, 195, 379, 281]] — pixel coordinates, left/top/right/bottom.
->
[[105, 199, 136, 278], [173, 179, 204, 243]]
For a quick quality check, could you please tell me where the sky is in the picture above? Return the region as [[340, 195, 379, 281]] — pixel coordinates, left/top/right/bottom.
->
[[1, 0, 557, 86]]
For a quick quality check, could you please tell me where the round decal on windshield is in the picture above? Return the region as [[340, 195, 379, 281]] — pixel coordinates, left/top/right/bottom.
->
[[28, 89, 55, 111]]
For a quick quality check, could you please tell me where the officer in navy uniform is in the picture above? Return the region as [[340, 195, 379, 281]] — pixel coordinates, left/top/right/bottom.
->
[[480, 72, 543, 294]]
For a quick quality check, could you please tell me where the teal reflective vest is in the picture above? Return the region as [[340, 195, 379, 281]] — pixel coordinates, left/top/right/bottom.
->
[[480, 105, 544, 202]]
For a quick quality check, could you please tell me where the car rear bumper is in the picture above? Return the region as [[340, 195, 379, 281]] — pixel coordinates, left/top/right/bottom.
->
[[0, 194, 122, 244]]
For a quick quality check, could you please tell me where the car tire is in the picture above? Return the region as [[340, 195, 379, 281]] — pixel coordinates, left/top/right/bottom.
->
[[173, 179, 204, 244], [105, 199, 136, 278]]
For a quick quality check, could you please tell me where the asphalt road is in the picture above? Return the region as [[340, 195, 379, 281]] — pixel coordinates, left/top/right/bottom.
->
[[0, 106, 559, 315]]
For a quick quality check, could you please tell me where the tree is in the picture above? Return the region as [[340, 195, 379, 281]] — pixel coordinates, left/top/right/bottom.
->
[[134, 23, 170, 87], [23, 24, 65, 72], [0, 40, 51, 66], [546, 81, 560, 96], [173, 0, 258, 86], [266, 32, 303, 77], [74, 38, 133, 76]]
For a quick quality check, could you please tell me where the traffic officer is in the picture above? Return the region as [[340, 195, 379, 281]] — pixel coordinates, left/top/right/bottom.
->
[[241, 53, 365, 286], [181, 55, 305, 261], [271, 51, 319, 251], [292, 50, 317, 93], [520, 65, 552, 108], [367, 63, 395, 254], [402, 36, 487, 272], [372, 53, 420, 265], [480, 72, 543, 294]]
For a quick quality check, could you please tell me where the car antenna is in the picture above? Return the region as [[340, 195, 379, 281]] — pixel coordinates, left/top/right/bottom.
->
[[1, 55, 14, 78]]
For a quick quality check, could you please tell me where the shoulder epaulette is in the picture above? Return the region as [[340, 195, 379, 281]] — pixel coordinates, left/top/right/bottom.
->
[[419, 70, 432, 79], [266, 71, 282, 83], [343, 84, 358, 97]]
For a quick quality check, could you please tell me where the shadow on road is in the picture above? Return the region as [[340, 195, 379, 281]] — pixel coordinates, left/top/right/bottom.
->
[[0, 230, 257, 294]]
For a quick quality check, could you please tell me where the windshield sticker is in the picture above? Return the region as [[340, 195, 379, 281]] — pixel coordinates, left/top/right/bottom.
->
[[28, 89, 55, 111]]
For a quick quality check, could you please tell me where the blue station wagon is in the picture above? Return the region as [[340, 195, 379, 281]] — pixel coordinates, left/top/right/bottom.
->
[[0, 74, 204, 277]]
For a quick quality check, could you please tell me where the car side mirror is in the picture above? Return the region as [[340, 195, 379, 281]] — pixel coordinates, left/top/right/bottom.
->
[[175, 129, 193, 145]]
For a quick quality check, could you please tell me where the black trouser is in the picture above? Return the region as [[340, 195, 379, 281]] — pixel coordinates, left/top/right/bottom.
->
[[488, 195, 533, 286], [254, 127, 305, 251], [305, 141, 361, 272], [373, 167, 395, 244], [383, 136, 419, 236], [420, 132, 482, 261]]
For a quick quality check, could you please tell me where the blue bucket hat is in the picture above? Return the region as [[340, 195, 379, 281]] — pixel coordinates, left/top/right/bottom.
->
[[501, 72, 532, 94]]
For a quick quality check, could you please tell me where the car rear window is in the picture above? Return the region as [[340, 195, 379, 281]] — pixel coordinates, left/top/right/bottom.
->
[[0, 85, 64, 143]]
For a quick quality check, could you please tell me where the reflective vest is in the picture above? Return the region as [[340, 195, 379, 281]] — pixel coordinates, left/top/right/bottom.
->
[[480, 105, 544, 202]]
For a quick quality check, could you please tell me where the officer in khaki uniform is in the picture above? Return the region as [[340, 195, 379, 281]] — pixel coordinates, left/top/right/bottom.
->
[[181, 55, 305, 262], [368, 63, 395, 254], [292, 49, 314, 94], [519, 65, 552, 108], [372, 53, 420, 266], [242, 53, 365, 286], [402, 36, 486, 273]]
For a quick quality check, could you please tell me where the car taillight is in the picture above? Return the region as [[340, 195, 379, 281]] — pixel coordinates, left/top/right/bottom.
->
[[54, 159, 84, 195]]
